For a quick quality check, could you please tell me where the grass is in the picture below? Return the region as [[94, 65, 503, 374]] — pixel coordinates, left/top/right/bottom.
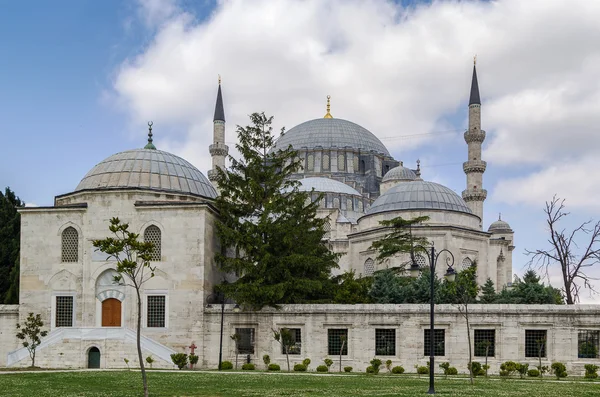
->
[[0, 370, 599, 397]]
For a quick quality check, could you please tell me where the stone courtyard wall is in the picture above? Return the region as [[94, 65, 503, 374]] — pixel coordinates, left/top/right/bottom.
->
[[0, 305, 19, 367]]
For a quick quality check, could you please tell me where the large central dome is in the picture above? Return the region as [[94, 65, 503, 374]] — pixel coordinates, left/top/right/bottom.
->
[[272, 118, 390, 156], [75, 149, 217, 199]]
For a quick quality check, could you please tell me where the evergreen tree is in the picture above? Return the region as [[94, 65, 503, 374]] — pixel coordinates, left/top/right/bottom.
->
[[479, 278, 497, 303], [495, 270, 563, 304], [330, 271, 373, 304], [214, 113, 339, 309], [369, 216, 430, 265], [0, 187, 24, 303]]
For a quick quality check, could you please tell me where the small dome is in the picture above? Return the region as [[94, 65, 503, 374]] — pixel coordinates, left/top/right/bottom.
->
[[367, 181, 472, 215], [382, 165, 417, 183], [76, 149, 217, 198], [296, 177, 361, 196], [272, 118, 390, 156], [488, 218, 512, 233]]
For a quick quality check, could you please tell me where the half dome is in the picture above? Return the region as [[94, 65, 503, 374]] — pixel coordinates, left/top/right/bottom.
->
[[272, 118, 390, 156], [75, 149, 217, 198], [366, 181, 472, 215]]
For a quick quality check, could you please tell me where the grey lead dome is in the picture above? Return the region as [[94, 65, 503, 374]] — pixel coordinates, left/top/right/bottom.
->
[[272, 118, 390, 156], [76, 149, 217, 198], [382, 165, 417, 182], [367, 181, 472, 215]]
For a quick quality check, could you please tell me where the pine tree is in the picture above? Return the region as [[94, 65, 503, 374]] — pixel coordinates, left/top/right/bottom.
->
[[0, 187, 24, 303], [369, 216, 430, 265], [479, 278, 497, 303], [214, 112, 340, 309]]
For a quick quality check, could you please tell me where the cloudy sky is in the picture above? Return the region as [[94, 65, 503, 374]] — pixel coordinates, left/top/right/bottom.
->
[[2, 0, 600, 301]]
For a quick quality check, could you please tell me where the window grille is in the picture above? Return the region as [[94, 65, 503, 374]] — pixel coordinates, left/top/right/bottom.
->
[[525, 330, 547, 358], [147, 295, 166, 327], [337, 154, 345, 171], [462, 257, 473, 270], [61, 227, 79, 263], [281, 328, 302, 355], [323, 154, 330, 170], [328, 329, 348, 355], [474, 329, 496, 357], [353, 156, 359, 172], [364, 259, 375, 277], [144, 226, 161, 261], [578, 330, 600, 358], [415, 254, 427, 268], [358, 200, 363, 212], [347, 198, 353, 211], [424, 329, 445, 356], [56, 296, 73, 327], [235, 328, 255, 355], [333, 197, 340, 208], [307, 155, 314, 172], [375, 329, 396, 355]]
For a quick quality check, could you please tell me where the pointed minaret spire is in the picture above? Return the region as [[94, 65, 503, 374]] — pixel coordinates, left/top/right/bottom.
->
[[462, 57, 487, 227], [213, 75, 225, 122], [323, 95, 333, 118], [208, 75, 229, 191], [144, 121, 157, 150], [415, 159, 422, 180], [469, 56, 481, 105]]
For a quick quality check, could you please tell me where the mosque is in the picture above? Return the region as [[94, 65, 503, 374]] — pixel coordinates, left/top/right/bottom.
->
[[2, 64, 596, 374]]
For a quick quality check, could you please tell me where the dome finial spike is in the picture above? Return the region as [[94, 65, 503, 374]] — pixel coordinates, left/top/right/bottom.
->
[[144, 121, 157, 150], [474, 54, 477, 65], [218, 74, 221, 85], [324, 95, 333, 118], [499, 212, 502, 221]]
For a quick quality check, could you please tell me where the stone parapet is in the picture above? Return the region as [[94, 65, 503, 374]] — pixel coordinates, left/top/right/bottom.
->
[[463, 160, 487, 174], [462, 188, 488, 202]]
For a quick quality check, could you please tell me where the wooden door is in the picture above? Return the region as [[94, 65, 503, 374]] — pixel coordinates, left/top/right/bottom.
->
[[88, 347, 100, 368], [101, 298, 121, 327]]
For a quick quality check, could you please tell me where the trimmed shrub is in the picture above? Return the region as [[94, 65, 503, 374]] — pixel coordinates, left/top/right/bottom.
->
[[447, 367, 458, 375], [316, 365, 328, 372], [189, 354, 199, 366], [585, 364, 599, 379], [500, 361, 517, 377], [370, 358, 382, 374], [499, 370, 510, 377], [294, 363, 307, 372], [469, 361, 485, 377], [268, 363, 280, 371], [528, 369, 540, 377], [551, 362, 567, 379], [242, 363, 255, 370], [344, 366, 353, 373], [221, 361, 233, 370], [392, 366, 405, 374], [516, 363, 529, 379], [170, 353, 188, 370], [417, 366, 429, 375], [366, 365, 375, 374], [302, 358, 311, 370], [385, 360, 393, 373], [324, 358, 333, 369], [263, 355, 270, 367]]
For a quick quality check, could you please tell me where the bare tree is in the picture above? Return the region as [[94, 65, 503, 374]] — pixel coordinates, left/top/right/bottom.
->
[[526, 196, 600, 304]]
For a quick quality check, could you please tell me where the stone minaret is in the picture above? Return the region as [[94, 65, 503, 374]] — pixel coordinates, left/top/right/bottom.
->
[[462, 58, 487, 227], [207, 76, 229, 191]]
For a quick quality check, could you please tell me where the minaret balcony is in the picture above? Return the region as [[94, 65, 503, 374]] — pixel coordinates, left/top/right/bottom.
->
[[462, 188, 488, 202], [463, 160, 487, 174], [209, 143, 229, 157], [464, 129, 486, 144], [207, 169, 218, 181]]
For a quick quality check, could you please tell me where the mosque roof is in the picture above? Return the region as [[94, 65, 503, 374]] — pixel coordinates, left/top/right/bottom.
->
[[382, 165, 417, 183], [296, 177, 362, 196], [366, 180, 472, 215], [488, 217, 512, 233], [75, 148, 217, 199]]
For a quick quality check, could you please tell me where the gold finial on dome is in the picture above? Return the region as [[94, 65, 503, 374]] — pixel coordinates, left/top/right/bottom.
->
[[324, 95, 333, 118], [473, 54, 477, 65], [218, 74, 221, 85]]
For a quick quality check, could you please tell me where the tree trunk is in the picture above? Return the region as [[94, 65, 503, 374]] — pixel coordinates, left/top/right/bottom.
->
[[285, 348, 290, 372], [136, 287, 148, 397], [466, 305, 473, 385], [339, 340, 345, 372], [31, 350, 35, 368]]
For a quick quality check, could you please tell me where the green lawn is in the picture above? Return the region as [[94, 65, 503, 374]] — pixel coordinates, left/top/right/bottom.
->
[[0, 371, 599, 397]]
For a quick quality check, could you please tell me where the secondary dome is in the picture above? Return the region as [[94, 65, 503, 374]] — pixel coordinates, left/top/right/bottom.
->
[[382, 165, 417, 183], [297, 177, 362, 196], [366, 181, 472, 215], [76, 149, 217, 198], [272, 118, 390, 156], [488, 218, 512, 233]]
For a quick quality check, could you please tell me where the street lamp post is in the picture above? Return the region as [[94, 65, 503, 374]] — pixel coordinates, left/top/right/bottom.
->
[[410, 245, 456, 395], [206, 292, 240, 371]]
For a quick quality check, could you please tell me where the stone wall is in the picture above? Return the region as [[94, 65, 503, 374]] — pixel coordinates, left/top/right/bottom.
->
[[0, 305, 19, 367]]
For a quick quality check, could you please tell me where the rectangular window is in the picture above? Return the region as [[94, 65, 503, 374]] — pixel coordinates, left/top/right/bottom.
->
[[147, 295, 166, 328], [525, 330, 547, 358], [328, 329, 348, 356], [55, 296, 73, 327], [235, 328, 255, 355], [424, 329, 445, 356], [281, 328, 301, 355], [578, 330, 600, 359], [375, 329, 396, 356], [474, 329, 496, 357]]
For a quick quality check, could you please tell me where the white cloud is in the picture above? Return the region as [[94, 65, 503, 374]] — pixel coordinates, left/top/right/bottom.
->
[[111, 0, 600, 211]]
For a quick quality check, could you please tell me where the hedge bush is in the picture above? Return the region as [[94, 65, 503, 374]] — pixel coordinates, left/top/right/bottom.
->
[[344, 366, 353, 373], [585, 364, 599, 379], [221, 361, 233, 370], [366, 366, 375, 374], [392, 366, 405, 374], [551, 362, 567, 379], [267, 364, 280, 371], [294, 364, 307, 372], [316, 365, 328, 372], [527, 369, 540, 377], [170, 353, 188, 370], [242, 363, 255, 370], [417, 366, 429, 375], [447, 367, 458, 375]]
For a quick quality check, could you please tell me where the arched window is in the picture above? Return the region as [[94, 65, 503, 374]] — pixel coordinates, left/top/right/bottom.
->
[[333, 197, 340, 208], [323, 221, 331, 240], [61, 227, 79, 263], [462, 257, 473, 270], [144, 225, 162, 261], [364, 258, 375, 277], [307, 154, 315, 172], [347, 198, 353, 211], [322, 154, 330, 170], [354, 157, 360, 172], [337, 154, 345, 171]]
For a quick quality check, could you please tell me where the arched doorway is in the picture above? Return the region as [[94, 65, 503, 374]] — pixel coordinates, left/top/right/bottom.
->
[[88, 347, 100, 368], [101, 298, 122, 327]]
